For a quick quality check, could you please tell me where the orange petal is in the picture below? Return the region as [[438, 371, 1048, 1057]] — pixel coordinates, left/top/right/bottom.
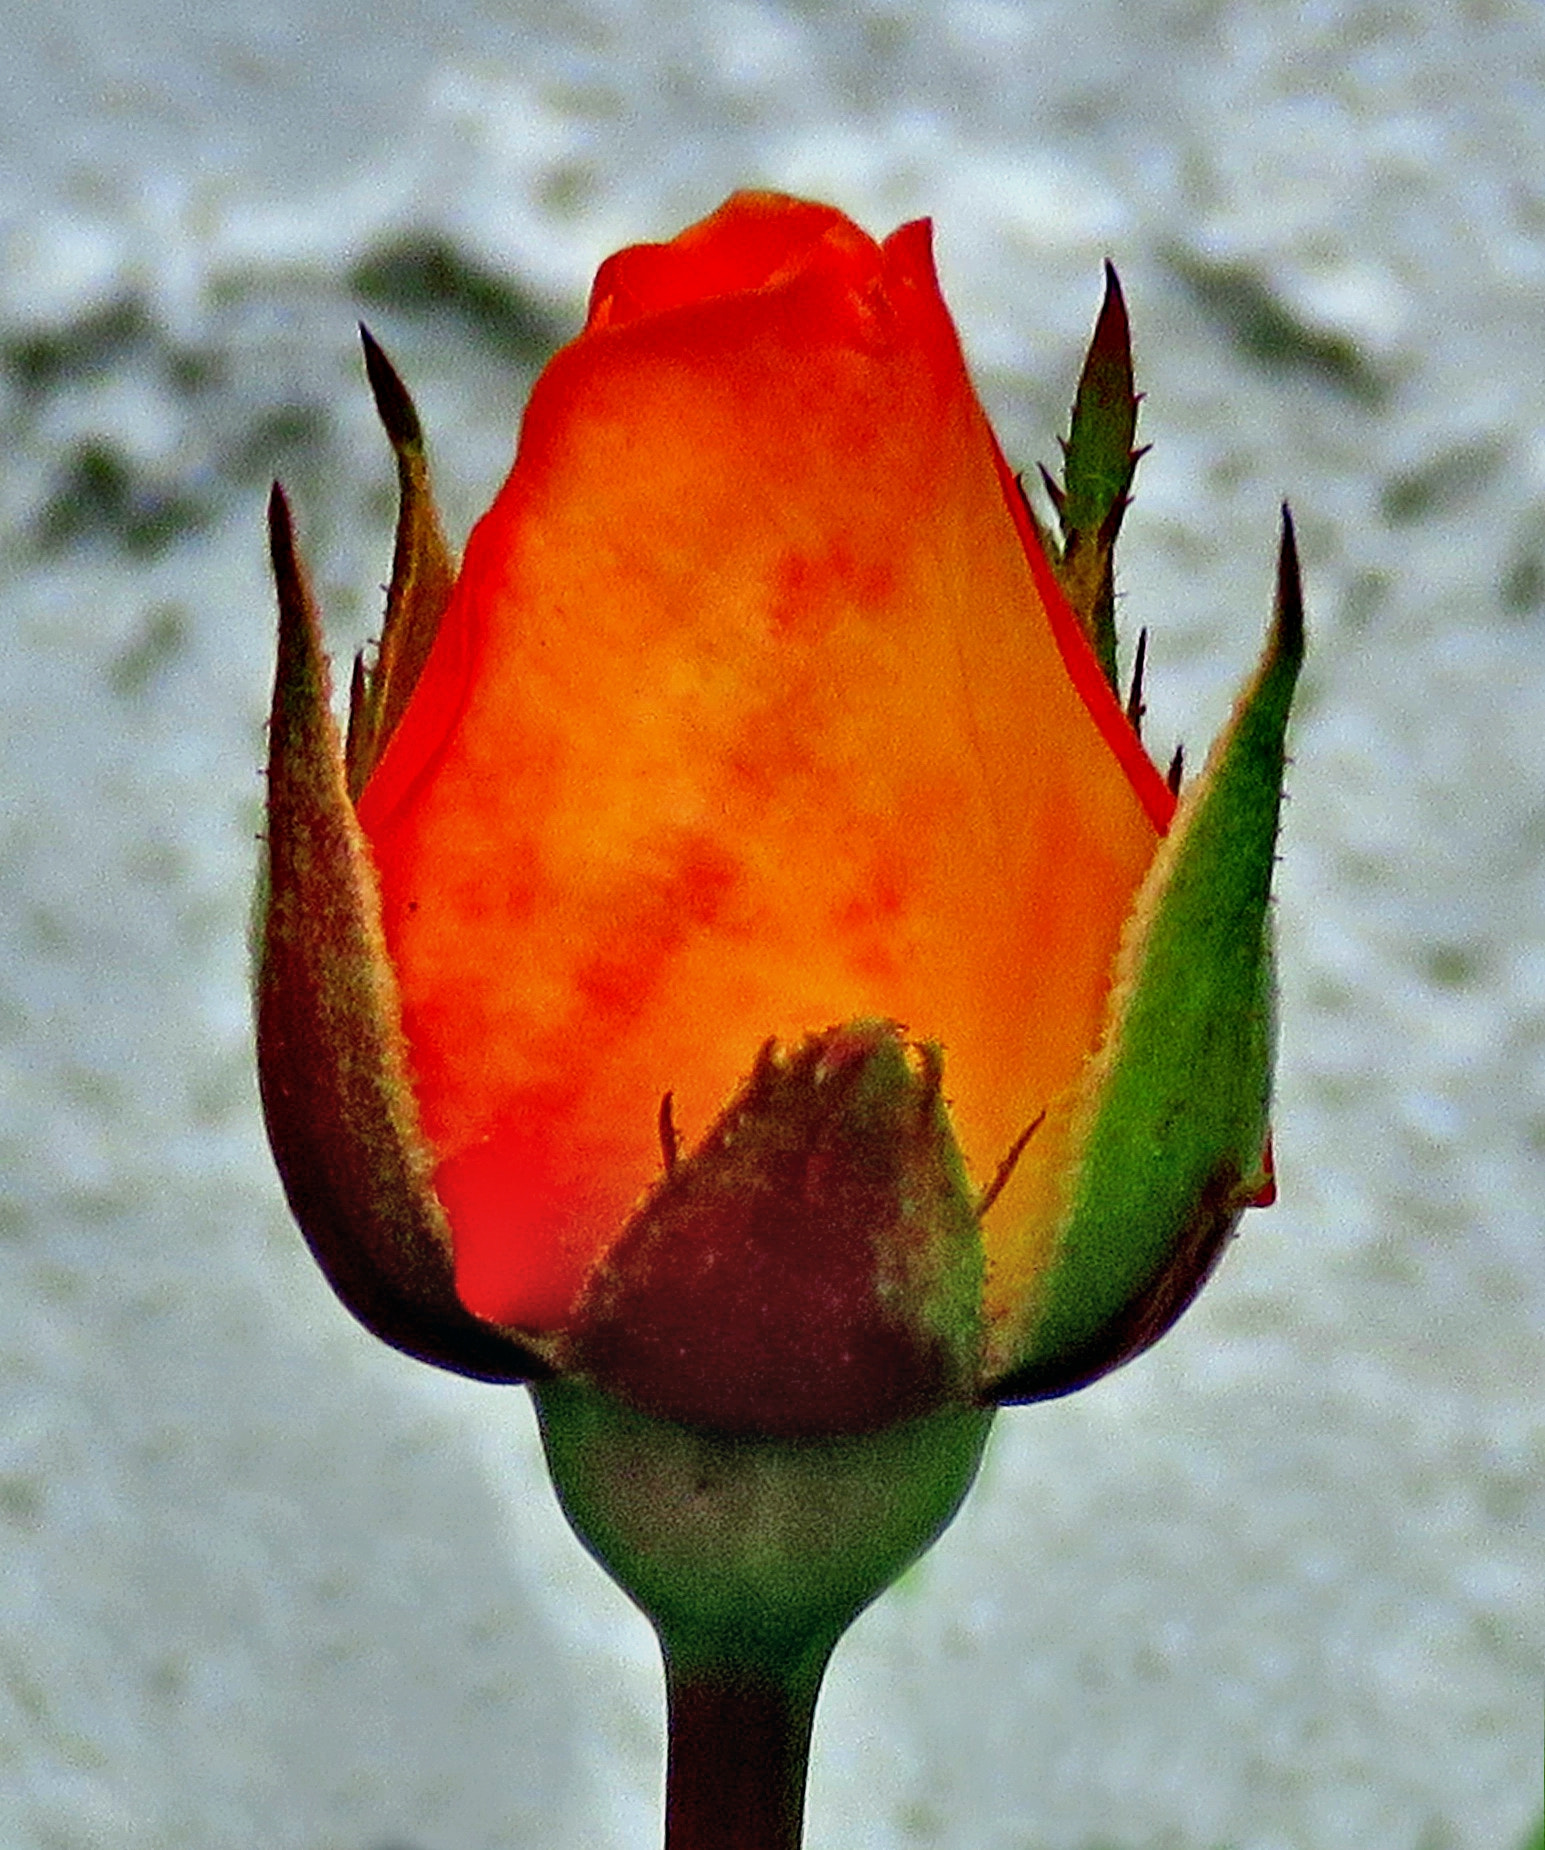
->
[[357, 194, 1165, 1332]]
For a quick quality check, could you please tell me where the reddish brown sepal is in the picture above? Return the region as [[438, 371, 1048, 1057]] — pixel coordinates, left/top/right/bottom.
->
[[257, 484, 543, 1383], [563, 1022, 984, 1437], [345, 328, 458, 798]]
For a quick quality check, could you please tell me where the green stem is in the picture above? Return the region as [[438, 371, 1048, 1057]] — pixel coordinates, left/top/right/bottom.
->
[[663, 1643, 828, 1850]]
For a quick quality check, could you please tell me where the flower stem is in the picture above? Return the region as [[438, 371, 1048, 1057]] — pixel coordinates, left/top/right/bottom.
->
[[662, 1642, 828, 1850]]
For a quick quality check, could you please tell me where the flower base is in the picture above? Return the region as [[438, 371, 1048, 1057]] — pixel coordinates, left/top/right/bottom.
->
[[533, 1379, 994, 1848]]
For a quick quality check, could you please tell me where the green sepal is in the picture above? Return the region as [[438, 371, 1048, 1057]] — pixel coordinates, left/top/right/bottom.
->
[[256, 485, 543, 1384], [991, 512, 1304, 1399], [1042, 263, 1146, 695], [533, 1377, 993, 1672]]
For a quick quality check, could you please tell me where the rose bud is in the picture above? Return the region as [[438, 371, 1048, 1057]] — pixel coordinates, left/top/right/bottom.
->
[[257, 191, 1300, 1440]]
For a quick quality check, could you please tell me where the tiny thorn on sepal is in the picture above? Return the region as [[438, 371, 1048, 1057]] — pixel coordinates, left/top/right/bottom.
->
[[1125, 627, 1148, 737], [1035, 462, 1067, 533], [1014, 469, 1062, 568], [658, 1091, 680, 1174], [1167, 742, 1185, 794], [345, 650, 369, 769], [976, 1110, 1045, 1219]]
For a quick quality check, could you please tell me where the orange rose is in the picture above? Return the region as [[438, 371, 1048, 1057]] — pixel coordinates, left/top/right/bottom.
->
[[257, 195, 1302, 1850], [258, 192, 1298, 1437]]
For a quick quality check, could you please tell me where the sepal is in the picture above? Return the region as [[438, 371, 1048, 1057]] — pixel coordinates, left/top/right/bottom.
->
[[257, 484, 543, 1383], [563, 1022, 985, 1436], [990, 510, 1303, 1398], [1040, 264, 1147, 694], [345, 327, 457, 798]]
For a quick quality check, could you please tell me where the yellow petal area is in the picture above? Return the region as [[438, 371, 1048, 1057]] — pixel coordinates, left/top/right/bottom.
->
[[356, 196, 1163, 1335]]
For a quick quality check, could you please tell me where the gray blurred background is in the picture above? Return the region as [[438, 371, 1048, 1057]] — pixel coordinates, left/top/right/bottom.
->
[[0, 2, 1540, 1846]]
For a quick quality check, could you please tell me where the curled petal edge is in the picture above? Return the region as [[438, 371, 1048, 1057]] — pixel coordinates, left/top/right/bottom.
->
[[989, 508, 1304, 1400]]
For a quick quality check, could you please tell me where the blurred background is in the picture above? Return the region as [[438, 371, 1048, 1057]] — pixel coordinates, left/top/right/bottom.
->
[[0, 1, 1541, 1846]]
